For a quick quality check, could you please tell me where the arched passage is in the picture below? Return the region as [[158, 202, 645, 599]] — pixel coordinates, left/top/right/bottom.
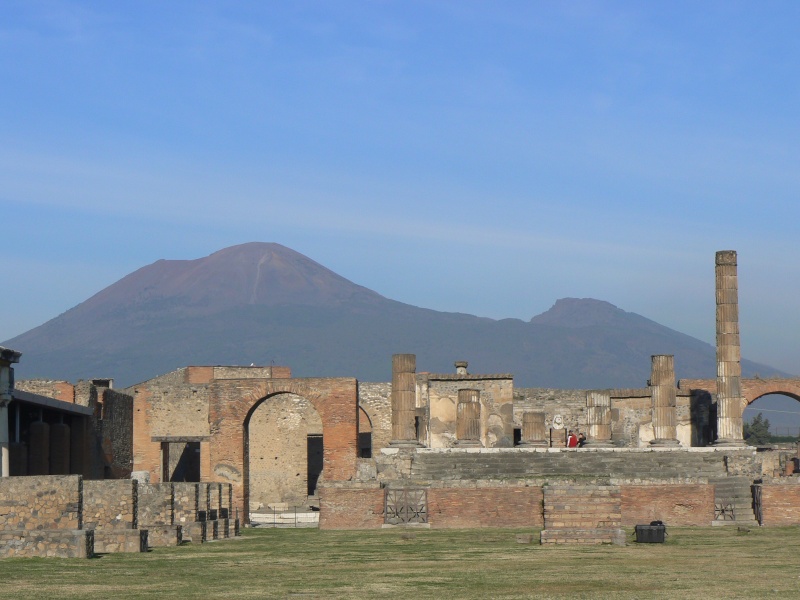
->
[[244, 392, 322, 511]]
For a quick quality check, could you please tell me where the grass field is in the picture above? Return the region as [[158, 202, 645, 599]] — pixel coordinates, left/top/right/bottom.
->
[[2, 526, 799, 599]]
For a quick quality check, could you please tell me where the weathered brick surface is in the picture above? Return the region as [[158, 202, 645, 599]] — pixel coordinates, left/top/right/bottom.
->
[[428, 487, 543, 528], [540, 528, 626, 545], [540, 485, 625, 545], [759, 483, 800, 526], [0, 475, 82, 531], [318, 487, 385, 530], [83, 479, 138, 530], [620, 484, 714, 526], [138, 483, 173, 526], [0, 529, 93, 558], [14, 380, 75, 403], [208, 483, 221, 519]]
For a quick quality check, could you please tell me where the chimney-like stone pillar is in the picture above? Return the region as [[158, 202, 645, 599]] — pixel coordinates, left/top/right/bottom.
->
[[390, 354, 421, 446], [715, 251, 745, 446], [455, 361, 468, 375], [584, 391, 614, 447], [455, 389, 481, 447], [519, 411, 548, 447], [649, 355, 680, 446]]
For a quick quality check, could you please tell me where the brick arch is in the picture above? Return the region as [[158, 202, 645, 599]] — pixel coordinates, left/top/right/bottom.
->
[[680, 378, 800, 407], [206, 377, 358, 519]]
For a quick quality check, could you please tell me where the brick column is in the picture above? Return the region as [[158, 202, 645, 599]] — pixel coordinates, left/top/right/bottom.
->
[[585, 391, 613, 447], [649, 355, 680, 446], [519, 411, 548, 447], [715, 250, 745, 446], [390, 354, 421, 446], [455, 389, 481, 447]]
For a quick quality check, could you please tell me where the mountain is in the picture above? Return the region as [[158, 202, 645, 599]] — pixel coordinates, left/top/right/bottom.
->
[[3, 242, 785, 388]]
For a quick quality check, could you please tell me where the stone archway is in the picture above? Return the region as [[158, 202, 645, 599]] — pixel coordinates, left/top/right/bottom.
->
[[245, 392, 323, 510], [206, 377, 358, 522]]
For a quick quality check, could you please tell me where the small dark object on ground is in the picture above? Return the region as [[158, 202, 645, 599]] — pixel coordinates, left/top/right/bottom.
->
[[634, 524, 666, 543]]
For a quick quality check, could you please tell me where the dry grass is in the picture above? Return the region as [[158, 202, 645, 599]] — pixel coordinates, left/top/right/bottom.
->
[[2, 526, 799, 599]]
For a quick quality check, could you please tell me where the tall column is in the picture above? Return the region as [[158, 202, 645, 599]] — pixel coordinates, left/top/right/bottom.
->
[[715, 250, 745, 445], [519, 411, 548, 447], [390, 354, 420, 446], [455, 389, 481, 447], [585, 391, 614, 447], [649, 355, 680, 446], [0, 348, 21, 478]]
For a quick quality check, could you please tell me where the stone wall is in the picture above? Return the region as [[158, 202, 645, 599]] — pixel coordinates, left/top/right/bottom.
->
[[101, 389, 134, 478], [620, 484, 714, 526], [14, 379, 75, 403], [358, 382, 392, 452], [137, 483, 173, 526], [248, 392, 322, 508], [83, 479, 137, 530], [422, 374, 514, 448], [0, 529, 93, 558], [514, 388, 587, 436], [0, 475, 82, 531]]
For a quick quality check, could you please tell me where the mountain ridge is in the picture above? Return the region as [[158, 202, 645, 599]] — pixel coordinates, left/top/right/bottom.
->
[[3, 242, 786, 388]]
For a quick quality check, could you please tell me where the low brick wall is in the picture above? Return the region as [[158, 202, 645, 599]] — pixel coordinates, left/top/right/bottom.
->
[[319, 487, 385, 530], [0, 475, 82, 531], [94, 530, 147, 554], [0, 529, 93, 558], [758, 483, 800, 526], [83, 480, 138, 530], [540, 485, 624, 545], [428, 487, 544, 529], [620, 484, 714, 526]]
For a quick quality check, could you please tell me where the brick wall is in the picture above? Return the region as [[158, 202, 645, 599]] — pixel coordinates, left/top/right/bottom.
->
[[318, 487, 385, 530], [620, 484, 714, 526], [0, 475, 82, 531], [358, 382, 392, 452], [83, 480, 138, 530], [428, 487, 543, 528], [15, 380, 75, 403], [759, 483, 800, 526]]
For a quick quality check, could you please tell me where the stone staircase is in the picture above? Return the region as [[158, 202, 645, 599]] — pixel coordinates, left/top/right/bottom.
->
[[711, 476, 759, 526], [408, 449, 730, 482]]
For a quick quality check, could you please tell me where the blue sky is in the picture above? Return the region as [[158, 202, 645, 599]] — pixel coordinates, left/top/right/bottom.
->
[[2, 1, 800, 387]]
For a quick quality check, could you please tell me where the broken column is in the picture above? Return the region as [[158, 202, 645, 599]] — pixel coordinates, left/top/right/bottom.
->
[[519, 411, 548, 447], [390, 354, 420, 446], [715, 250, 745, 446], [649, 355, 680, 446], [585, 391, 613, 447], [455, 389, 481, 447]]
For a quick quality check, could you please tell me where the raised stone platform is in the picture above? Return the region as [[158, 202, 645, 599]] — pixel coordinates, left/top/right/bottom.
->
[[93, 529, 148, 554], [0, 529, 94, 558]]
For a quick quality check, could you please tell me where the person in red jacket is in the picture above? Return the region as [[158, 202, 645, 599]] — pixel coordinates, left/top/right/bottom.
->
[[567, 430, 578, 448]]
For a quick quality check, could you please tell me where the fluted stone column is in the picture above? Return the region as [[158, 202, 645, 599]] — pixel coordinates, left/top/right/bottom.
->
[[649, 355, 680, 446], [715, 251, 745, 446], [585, 391, 614, 447], [519, 411, 548, 447], [390, 354, 421, 446], [456, 389, 482, 447]]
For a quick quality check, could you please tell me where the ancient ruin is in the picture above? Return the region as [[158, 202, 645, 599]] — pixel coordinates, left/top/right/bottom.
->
[[2, 249, 800, 555]]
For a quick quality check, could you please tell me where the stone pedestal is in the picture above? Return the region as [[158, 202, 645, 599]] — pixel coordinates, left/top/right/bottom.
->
[[455, 389, 481, 447], [714, 251, 745, 446], [585, 391, 614, 447], [649, 355, 680, 447], [519, 412, 548, 447]]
